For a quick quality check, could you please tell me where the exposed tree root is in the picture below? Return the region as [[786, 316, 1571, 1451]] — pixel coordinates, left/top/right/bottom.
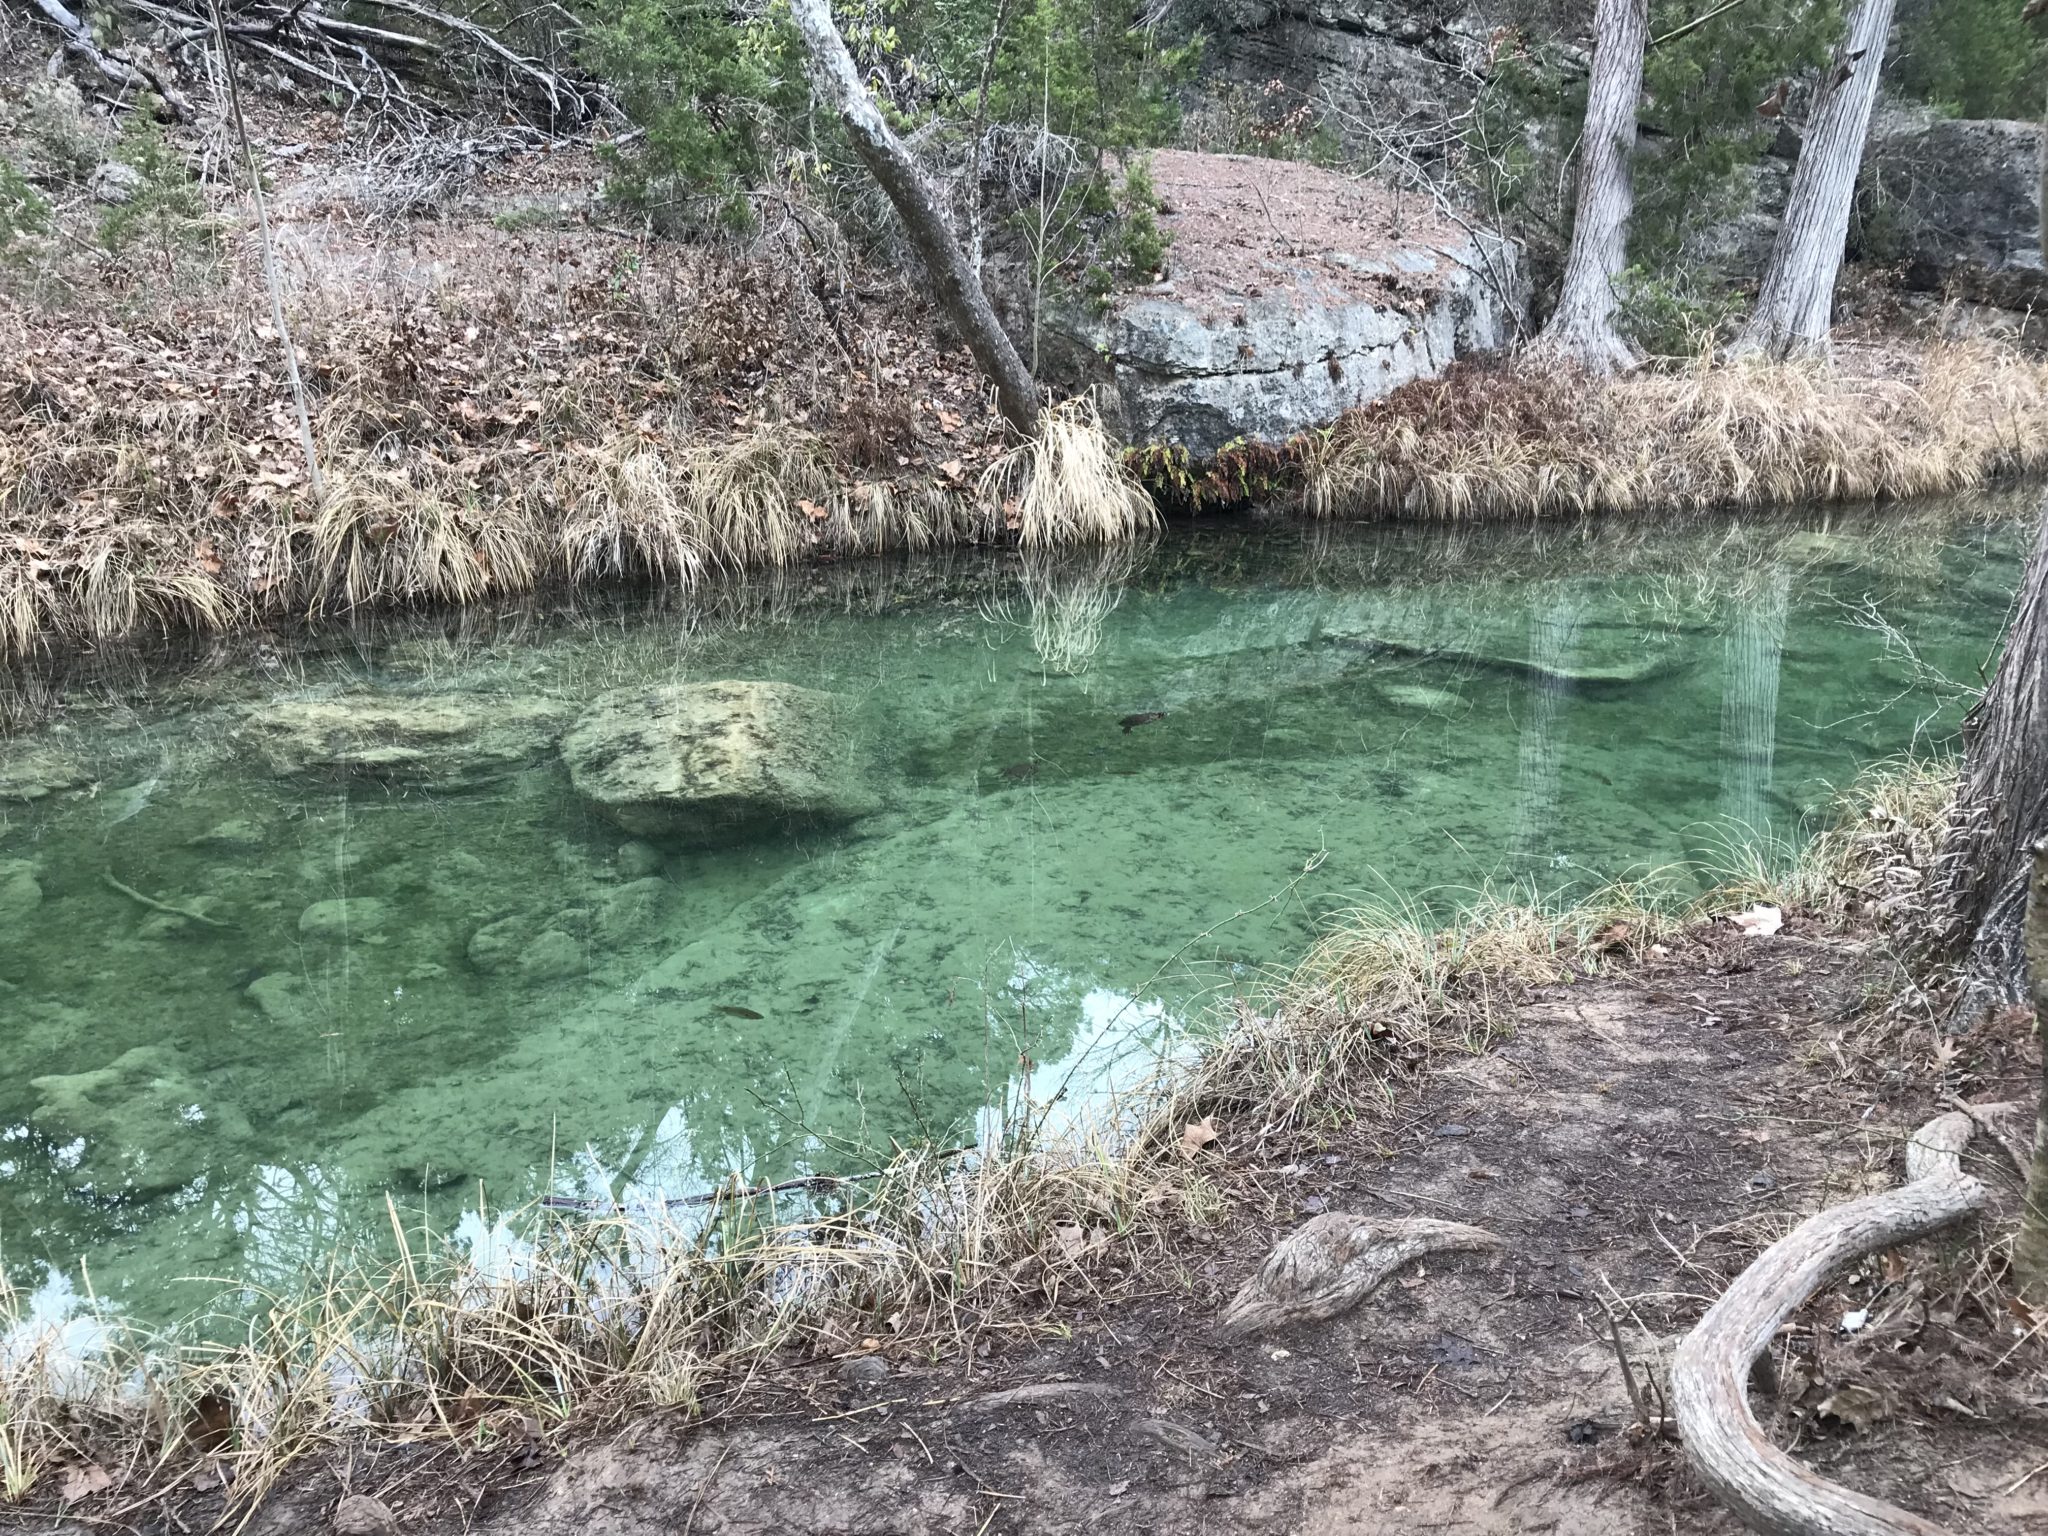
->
[[1215, 1213, 1504, 1341], [1670, 1111, 1993, 1536]]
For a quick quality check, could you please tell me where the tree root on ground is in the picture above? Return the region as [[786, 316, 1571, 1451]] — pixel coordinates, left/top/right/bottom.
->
[[1215, 1213, 1504, 1342], [1670, 1109, 1998, 1536]]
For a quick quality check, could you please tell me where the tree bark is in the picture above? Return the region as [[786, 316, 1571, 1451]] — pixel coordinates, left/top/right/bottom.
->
[[2016, 839, 2048, 1298], [1926, 501, 2048, 1014], [28, 0, 194, 118], [1526, 0, 1646, 373], [787, 0, 1040, 435], [1670, 1111, 1988, 1536], [1731, 0, 1897, 360]]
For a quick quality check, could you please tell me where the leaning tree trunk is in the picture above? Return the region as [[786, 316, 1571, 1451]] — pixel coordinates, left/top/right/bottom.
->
[[1526, 0, 1646, 373], [1926, 502, 2048, 1016], [787, 0, 1040, 435], [2019, 840, 2048, 1299], [1731, 0, 1897, 360]]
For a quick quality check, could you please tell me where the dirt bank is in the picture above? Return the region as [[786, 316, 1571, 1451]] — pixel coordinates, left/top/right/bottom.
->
[[39, 921, 2038, 1536]]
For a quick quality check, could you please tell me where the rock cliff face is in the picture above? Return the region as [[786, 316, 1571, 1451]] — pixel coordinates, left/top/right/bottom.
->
[[1865, 112, 2045, 308], [1048, 150, 1522, 455]]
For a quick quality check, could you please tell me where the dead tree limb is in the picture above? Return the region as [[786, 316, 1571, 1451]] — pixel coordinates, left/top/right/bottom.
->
[[27, 0, 194, 116], [1670, 1112, 1988, 1535], [788, 0, 1040, 434], [1215, 1213, 1504, 1341]]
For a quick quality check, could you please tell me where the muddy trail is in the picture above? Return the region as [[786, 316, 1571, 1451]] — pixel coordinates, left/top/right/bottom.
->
[[38, 925, 2030, 1536]]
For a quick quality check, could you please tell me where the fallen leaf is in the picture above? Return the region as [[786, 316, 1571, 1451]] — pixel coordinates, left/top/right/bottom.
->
[[1592, 921, 1632, 951], [1179, 1116, 1219, 1158], [1730, 904, 1783, 937], [60, 1463, 113, 1504], [1816, 1383, 1890, 1432]]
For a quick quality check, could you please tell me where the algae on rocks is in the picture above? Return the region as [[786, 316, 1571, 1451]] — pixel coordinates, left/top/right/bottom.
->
[[562, 680, 879, 845], [242, 693, 573, 790]]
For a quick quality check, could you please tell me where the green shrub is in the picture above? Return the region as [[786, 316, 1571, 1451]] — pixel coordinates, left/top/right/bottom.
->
[[1892, 0, 2048, 119], [0, 158, 50, 254], [95, 108, 215, 273]]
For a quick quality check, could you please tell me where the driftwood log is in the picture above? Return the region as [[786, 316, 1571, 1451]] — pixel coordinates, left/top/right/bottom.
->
[[1215, 1213, 1504, 1341], [1669, 1112, 1989, 1536]]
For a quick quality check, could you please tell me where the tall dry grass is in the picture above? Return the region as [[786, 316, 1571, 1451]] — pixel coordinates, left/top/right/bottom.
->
[[1300, 342, 2048, 521]]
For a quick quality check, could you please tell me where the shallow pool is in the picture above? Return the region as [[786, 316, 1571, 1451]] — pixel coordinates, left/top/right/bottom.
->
[[0, 500, 2029, 1321]]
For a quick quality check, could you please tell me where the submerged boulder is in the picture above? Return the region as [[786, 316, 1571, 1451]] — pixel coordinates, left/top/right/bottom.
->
[[0, 741, 92, 803], [562, 681, 877, 845], [0, 858, 42, 923], [242, 693, 572, 790], [30, 1045, 252, 1197], [1044, 150, 1522, 457]]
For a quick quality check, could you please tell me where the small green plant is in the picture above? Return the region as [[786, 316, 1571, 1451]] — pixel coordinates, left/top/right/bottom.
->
[[0, 157, 51, 256], [1615, 265, 1742, 357], [96, 108, 215, 279], [1107, 157, 1168, 281]]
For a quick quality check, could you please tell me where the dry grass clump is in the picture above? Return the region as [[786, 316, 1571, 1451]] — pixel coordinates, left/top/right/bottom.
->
[[1706, 757, 1958, 927], [0, 1116, 1192, 1512], [983, 396, 1159, 548], [1171, 883, 1676, 1141], [1299, 341, 2048, 521]]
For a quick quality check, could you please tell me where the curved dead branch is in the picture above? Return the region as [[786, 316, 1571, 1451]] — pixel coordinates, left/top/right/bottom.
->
[[1216, 1212, 1504, 1341], [27, 0, 194, 117], [1670, 1111, 1989, 1536]]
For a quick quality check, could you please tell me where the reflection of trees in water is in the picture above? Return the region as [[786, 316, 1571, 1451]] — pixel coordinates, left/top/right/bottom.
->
[[1717, 562, 1792, 843], [1509, 589, 1585, 870]]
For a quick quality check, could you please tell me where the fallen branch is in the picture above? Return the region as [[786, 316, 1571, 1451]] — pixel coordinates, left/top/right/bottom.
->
[[26, 0, 194, 116], [102, 872, 232, 928], [1216, 1212, 1504, 1341], [1670, 1112, 1988, 1536]]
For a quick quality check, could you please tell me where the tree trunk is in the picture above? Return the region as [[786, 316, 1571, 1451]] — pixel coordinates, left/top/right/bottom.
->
[[788, 0, 1040, 435], [2017, 840, 2048, 1300], [1731, 0, 1897, 360], [1926, 502, 2048, 1014], [1526, 0, 1646, 373]]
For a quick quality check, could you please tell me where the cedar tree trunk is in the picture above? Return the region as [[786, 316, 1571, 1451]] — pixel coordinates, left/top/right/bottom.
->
[[788, 0, 1040, 434], [1731, 0, 1897, 360], [1928, 502, 2048, 1016], [1527, 0, 1647, 373]]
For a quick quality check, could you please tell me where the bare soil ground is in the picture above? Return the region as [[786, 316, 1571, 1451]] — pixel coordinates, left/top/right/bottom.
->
[[40, 923, 2040, 1536]]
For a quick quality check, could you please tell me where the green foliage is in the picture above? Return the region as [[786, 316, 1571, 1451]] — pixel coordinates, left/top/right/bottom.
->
[[581, 0, 801, 225], [95, 109, 214, 268], [1614, 263, 1741, 355], [1632, 0, 1841, 266], [0, 158, 50, 255], [1891, 0, 2048, 119], [963, 0, 1196, 154], [1106, 157, 1168, 280], [18, 80, 109, 184]]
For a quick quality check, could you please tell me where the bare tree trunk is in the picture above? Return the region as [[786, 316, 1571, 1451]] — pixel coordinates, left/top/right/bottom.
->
[[1926, 502, 2048, 1015], [1730, 0, 1897, 360], [788, 0, 1040, 435], [1527, 0, 1646, 373], [2019, 840, 2048, 1299]]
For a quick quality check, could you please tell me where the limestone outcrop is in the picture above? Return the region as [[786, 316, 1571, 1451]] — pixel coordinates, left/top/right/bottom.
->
[[1047, 150, 1521, 456]]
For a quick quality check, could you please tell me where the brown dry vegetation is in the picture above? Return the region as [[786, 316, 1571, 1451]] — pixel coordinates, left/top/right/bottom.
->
[[1140, 341, 2048, 518]]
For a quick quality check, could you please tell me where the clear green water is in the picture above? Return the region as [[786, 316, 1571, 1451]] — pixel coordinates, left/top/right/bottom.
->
[[0, 502, 2029, 1324]]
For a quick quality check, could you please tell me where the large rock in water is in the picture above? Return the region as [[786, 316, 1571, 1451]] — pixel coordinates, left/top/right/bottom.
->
[[1046, 150, 1521, 456], [243, 693, 572, 789], [562, 681, 877, 844]]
